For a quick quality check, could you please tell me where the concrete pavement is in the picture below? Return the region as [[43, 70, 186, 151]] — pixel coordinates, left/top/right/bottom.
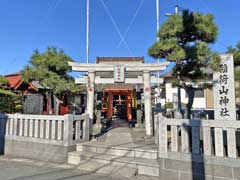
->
[[0, 156, 158, 180]]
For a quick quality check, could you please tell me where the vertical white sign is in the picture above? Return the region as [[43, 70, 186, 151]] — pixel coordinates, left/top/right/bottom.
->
[[114, 65, 125, 82], [213, 54, 236, 120]]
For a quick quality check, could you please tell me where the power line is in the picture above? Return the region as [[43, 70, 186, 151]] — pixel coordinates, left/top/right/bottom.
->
[[117, 0, 145, 48], [100, 0, 134, 57]]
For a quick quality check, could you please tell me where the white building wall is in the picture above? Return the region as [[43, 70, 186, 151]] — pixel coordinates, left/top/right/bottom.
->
[[161, 83, 206, 109], [165, 83, 178, 103], [181, 90, 206, 109]]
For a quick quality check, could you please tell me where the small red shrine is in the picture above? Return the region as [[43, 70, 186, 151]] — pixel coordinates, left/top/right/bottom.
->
[[104, 88, 134, 121]]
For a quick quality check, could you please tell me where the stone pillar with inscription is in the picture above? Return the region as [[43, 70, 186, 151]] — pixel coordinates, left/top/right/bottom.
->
[[143, 71, 153, 136], [213, 54, 236, 157], [213, 54, 236, 120]]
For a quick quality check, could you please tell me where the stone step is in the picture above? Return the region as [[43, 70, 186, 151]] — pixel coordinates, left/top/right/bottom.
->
[[76, 143, 158, 160], [68, 151, 160, 177], [75, 160, 138, 179]]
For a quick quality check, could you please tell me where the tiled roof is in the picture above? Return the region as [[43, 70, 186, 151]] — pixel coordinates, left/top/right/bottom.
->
[[4, 73, 49, 91], [4, 73, 23, 90]]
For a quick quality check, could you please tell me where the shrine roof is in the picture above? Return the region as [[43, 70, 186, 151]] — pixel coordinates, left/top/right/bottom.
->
[[4, 73, 23, 89], [4, 73, 49, 91], [96, 57, 144, 64]]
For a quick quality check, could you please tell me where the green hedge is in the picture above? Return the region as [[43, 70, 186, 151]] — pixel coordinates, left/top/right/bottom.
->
[[0, 90, 22, 113]]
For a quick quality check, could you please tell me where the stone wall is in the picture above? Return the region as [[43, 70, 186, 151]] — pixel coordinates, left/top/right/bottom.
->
[[2, 139, 75, 163], [159, 155, 240, 180], [0, 113, 90, 163]]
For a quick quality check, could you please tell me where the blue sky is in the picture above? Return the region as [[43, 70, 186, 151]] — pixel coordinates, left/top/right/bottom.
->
[[0, 0, 239, 75]]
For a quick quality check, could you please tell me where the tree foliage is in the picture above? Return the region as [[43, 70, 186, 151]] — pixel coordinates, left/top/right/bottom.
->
[[148, 10, 219, 118], [227, 42, 240, 80], [0, 76, 22, 113], [227, 42, 240, 66], [0, 75, 9, 86], [21, 47, 82, 96], [149, 10, 219, 80]]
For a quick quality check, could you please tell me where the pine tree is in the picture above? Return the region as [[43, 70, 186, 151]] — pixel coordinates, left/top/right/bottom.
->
[[148, 10, 220, 118], [0, 76, 22, 113], [21, 47, 82, 97]]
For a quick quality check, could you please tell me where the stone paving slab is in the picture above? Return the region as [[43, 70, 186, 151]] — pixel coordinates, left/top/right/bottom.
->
[[69, 151, 159, 167], [132, 175, 160, 180], [0, 156, 127, 180], [0, 156, 157, 180], [77, 141, 157, 152]]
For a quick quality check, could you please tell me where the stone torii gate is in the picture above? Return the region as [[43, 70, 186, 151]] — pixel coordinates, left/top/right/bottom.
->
[[69, 58, 169, 136]]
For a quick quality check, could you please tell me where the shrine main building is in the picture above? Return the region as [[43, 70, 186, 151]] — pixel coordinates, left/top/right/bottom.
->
[[69, 57, 169, 136]]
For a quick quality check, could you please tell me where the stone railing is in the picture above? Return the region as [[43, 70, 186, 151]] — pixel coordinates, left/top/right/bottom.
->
[[0, 113, 90, 147], [155, 114, 240, 159]]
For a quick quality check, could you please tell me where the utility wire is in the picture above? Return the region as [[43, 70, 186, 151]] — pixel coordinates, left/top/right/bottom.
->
[[117, 0, 145, 48], [100, 0, 134, 57]]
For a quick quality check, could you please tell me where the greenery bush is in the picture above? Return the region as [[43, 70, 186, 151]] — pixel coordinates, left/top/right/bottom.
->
[[0, 76, 22, 113]]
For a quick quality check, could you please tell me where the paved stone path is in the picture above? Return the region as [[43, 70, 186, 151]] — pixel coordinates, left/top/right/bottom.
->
[[0, 119, 159, 180], [0, 156, 158, 180], [99, 119, 156, 150]]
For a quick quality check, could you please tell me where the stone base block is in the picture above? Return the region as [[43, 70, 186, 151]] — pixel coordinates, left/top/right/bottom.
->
[[1, 139, 75, 163]]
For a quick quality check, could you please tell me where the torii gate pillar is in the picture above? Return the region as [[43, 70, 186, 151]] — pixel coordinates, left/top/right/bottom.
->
[[87, 71, 95, 135], [143, 71, 153, 136]]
